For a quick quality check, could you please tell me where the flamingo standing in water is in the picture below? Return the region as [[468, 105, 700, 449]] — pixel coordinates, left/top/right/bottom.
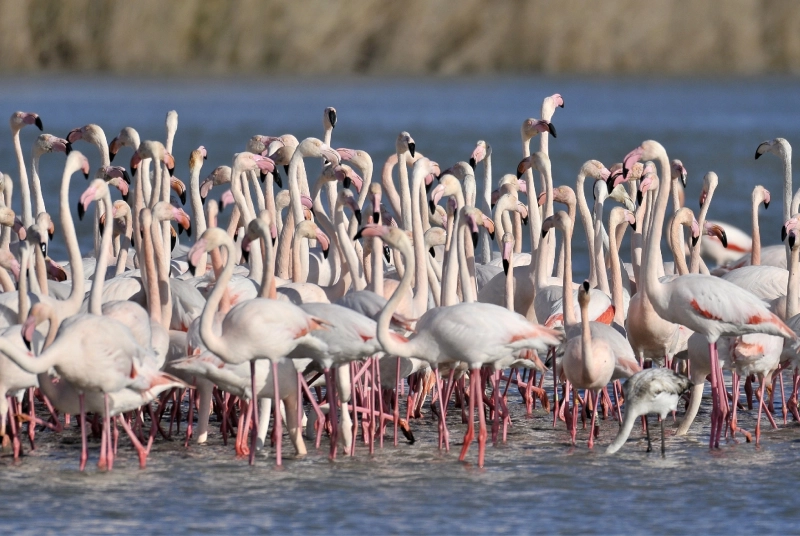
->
[[606, 367, 693, 455], [358, 224, 561, 467], [621, 140, 796, 449], [187, 227, 329, 466]]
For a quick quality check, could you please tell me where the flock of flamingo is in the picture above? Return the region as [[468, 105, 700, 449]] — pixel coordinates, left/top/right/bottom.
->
[[0, 92, 797, 472]]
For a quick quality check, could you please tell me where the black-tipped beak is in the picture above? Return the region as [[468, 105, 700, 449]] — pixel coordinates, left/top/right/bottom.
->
[[541, 229, 548, 238], [48, 228, 55, 240], [630, 221, 636, 231], [691, 235, 699, 247], [471, 231, 478, 248], [636, 190, 643, 206], [343, 176, 352, 189], [720, 231, 728, 248], [65, 142, 72, 155], [354, 228, 364, 240], [429, 200, 436, 215], [559, 101, 565, 108], [489, 229, 495, 240], [755, 149, 762, 160], [354, 210, 362, 226], [203, 152, 208, 160], [283, 164, 289, 176], [425, 181, 433, 193], [122, 169, 131, 184], [201, 195, 206, 206], [241, 248, 249, 263], [373, 211, 380, 224], [765, 200, 770, 209], [622, 166, 630, 179], [383, 245, 391, 263], [522, 216, 529, 226], [260, 171, 267, 183], [322, 245, 329, 259], [179, 190, 186, 205], [40, 242, 47, 257], [680, 173, 687, 189], [782, 225, 788, 242], [582, 280, 590, 292], [328, 109, 337, 128], [187, 260, 196, 276], [547, 123, 557, 138], [122, 191, 128, 203], [273, 169, 283, 189], [503, 258, 509, 275], [177, 225, 183, 236], [23, 336, 31, 351], [217, 200, 224, 214], [516, 169, 523, 179], [34, 117, 43, 131], [408, 143, 416, 158], [429, 247, 435, 257], [83, 168, 89, 179], [186, 224, 192, 238], [469, 158, 476, 170], [167, 165, 175, 177], [77, 201, 85, 221]]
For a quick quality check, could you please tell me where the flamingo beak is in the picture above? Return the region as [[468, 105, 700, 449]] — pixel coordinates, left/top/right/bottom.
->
[[109, 137, 121, 162], [407, 142, 416, 158], [315, 228, 330, 259], [502, 240, 513, 275]]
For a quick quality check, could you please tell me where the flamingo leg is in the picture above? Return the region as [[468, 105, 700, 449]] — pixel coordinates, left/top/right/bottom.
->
[[551, 348, 559, 428], [272, 360, 282, 466], [778, 369, 787, 424], [491, 370, 500, 445], [708, 342, 719, 449], [570, 385, 579, 446], [117, 415, 148, 468], [27, 387, 35, 449], [645, 415, 652, 453], [7, 397, 20, 460], [350, 362, 358, 456], [459, 370, 477, 462], [105, 393, 114, 470], [79, 394, 88, 471], [588, 390, 599, 449], [185, 387, 195, 448], [324, 367, 339, 460], [394, 357, 401, 446], [476, 369, 488, 468], [755, 379, 766, 446], [249, 361, 259, 466], [660, 417, 666, 456]]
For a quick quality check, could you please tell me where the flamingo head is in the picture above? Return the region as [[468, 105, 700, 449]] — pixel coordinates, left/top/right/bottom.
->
[[324, 107, 337, 129], [755, 138, 790, 160], [502, 233, 514, 275], [703, 222, 727, 248], [368, 182, 382, 224], [521, 118, 556, 142], [339, 189, 362, 226], [77, 179, 109, 221], [296, 220, 330, 259], [469, 141, 488, 169], [397, 132, 415, 158], [671, 159, 688, 188], [10, 111, 42, 133]]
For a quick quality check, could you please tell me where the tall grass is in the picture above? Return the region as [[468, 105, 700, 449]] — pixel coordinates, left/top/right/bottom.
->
[[1, 0, 798, 75]]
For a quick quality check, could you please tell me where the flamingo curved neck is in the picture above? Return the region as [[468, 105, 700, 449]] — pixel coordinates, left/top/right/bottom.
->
[[751, 195, 761, 266], [608, 219, 627, 326], [89, 191, 114, 315], [31, 152, 47, 219], [200, 238, 234, 360], [13, 129, 32, 227], [576, 170, 596, 285], [60, 164, 85, 317], [377, 240, 418, 359], [410, 161, 430, 313], [642, 147, 673, 311]]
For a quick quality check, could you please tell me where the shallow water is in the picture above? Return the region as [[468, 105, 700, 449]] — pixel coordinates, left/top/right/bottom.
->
[[0, 378, 796, 535], [0, 76, 799, 534]]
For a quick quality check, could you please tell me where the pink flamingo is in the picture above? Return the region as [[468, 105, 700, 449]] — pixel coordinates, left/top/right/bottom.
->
[[621, 140, 796, 449]]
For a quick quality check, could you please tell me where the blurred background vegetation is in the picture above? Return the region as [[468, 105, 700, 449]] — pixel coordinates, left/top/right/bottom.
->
[[1, 0, 799, 76]]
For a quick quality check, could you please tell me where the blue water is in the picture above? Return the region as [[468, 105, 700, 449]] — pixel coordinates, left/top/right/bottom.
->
[[0, 75, 799, 534]]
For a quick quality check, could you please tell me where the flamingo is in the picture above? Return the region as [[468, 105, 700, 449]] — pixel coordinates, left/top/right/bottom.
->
[[606, 368, 693, 455], [358, 224, 561, 467], [186, 227, 329, 466], [621, 140, 796, 449]]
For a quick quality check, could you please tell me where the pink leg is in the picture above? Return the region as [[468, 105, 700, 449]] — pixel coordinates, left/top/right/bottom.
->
[[27, 387, 35, 449], [272, 360, 282, 466], [394, 357, 401, 446], [7, 397, 21, 460], [551, 348, 559, 428], [570, 386, 579, 446], [249, 361, 259, 466], [708, 342, 719, 449], [476, 368, 488, 468], [588, 390, 600, 449], [79, 394, 88, 471], [117, 415, 148, 468], [324, 367, 339, 460], [350, 362, 357, 456], [778, 369, 787, 424], [104, 393, 114, 470], [185, 386, 195, 448], [755, 379, 766, 446], [433, 366, 450, 451], [491, 370, 500, 445], [459, 369, 477, 462]]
